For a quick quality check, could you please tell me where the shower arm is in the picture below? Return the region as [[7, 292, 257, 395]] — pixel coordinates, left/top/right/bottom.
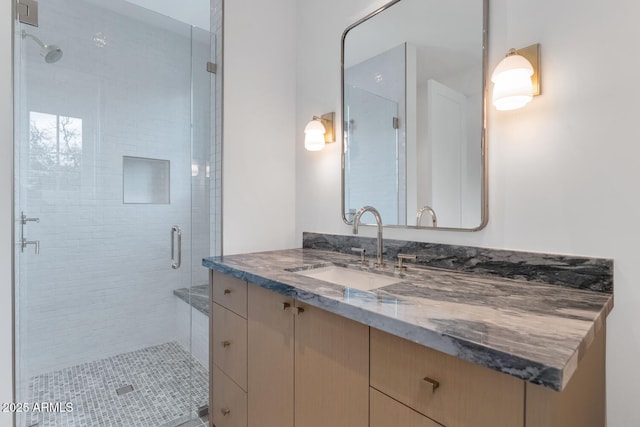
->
[[22, 30, 46, 49]]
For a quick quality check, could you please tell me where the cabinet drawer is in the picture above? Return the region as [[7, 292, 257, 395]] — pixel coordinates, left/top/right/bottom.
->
[[212, 365, 247, 427], [370, 328, 524, 427], [370, 388, 442, 427], [211, 270, 247, 317], [212, 303, 248, 391]]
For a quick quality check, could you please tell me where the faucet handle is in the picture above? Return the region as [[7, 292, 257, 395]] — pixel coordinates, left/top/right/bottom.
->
[[396, 254, 417, 271], [351, 247, 367, 265]]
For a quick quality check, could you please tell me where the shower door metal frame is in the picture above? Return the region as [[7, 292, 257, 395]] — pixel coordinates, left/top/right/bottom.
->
[[10, 1, 18, 426]]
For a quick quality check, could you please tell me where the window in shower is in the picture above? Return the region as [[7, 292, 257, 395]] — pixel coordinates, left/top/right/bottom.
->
[[29, 111, 82, 191]]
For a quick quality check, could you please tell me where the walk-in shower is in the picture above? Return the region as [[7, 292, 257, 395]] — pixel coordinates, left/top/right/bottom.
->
[[13, 0, 221, 426]]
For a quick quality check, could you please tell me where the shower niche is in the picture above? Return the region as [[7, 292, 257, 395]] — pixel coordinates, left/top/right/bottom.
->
[[123, 156, 170, 204]]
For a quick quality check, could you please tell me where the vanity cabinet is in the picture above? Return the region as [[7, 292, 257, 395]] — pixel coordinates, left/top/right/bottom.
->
[[370, 387, 441, 427], [294, 300, 369, 427], [370, 328, 524, 427], [210, 270, 248, 427], [525, 327, 606, 427], [247, 284, 294, 427], [212, 273, 369, 427], [369, 327, 606, 427], [212, 366, 247, 427], [211, 270, 606, 427], [247, 287, 369, 427]]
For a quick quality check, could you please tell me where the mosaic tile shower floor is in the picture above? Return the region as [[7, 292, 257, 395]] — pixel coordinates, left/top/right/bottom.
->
[[23, 342, 209, 427]]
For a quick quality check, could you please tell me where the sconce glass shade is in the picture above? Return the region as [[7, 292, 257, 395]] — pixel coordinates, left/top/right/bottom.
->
[[304, 119, 326, 151], [491, 53, 534, 111]]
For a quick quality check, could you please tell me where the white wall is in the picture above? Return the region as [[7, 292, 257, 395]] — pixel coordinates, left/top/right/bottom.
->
[[124, 0, 210, 30], [295, 0, 640, 425], [0, 0, 14, 425], [295, 0, 389, 237], [222, 0, 297, 255]]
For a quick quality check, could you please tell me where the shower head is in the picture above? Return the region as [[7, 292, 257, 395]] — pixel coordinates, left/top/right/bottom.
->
[[42, 44, 63, 64], [21, 30, 63, 64]]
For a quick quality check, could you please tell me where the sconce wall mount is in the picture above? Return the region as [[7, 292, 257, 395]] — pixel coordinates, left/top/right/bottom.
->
[[304, 112, 335, 151], [515, 43, 540, 96], [491, 43, 541, 111]]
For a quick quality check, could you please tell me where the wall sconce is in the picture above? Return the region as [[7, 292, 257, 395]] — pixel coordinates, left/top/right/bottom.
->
[[491, 44, 540, 111], [304, 112, 335, 151]]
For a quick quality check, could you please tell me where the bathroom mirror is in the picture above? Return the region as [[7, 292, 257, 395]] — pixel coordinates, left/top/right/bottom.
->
[[341, 0, 488, 230]]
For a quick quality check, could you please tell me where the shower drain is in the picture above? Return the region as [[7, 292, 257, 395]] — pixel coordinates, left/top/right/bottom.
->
[[115, 384, 135, 395], [197, 404, 209, 417]]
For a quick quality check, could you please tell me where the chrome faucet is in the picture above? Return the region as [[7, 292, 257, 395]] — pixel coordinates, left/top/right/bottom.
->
[[417, 205, 437, 228], [352, 206, 384, 267]]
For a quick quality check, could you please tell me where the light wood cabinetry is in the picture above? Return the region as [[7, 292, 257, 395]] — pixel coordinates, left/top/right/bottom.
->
[[212, 366, 247, 427], [370, 388, 442, 427], [211, 270, 248, 427], [211, 271, 247, 317], [370, 327, 606, 427], [370, 328, 524, 427], [525, 328, 606, 427], [210, 270, 606, 427], [247, 285, 294, 427], [212, 302, 248, 390], [212, 276, 369, 427], [294, 301, 369, 427]]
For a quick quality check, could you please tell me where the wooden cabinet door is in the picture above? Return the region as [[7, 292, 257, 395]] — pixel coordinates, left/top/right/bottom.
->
[[212, 302, 248, 391], [371, 328, 524, 427], [211, 270, 247, 317], [212, 366, 248, 427], [247, 285, 294, 427], [294, 301, 369, 427], [370, 388, 442, 427]]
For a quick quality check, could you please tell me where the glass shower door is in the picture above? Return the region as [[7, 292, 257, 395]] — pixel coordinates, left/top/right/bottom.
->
[[14, 1, 212, 426], [344, 85, 401, 223]]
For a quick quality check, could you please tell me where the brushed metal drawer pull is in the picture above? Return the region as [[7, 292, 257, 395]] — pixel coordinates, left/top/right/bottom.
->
[[223, 289, 231, 295], [222, 340, 231, 348], [422, 376, 440, 392], [221, 407, 231, 416], [281, 302, 291, 310]]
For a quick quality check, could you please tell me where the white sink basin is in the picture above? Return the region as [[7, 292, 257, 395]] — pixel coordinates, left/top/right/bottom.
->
[[294, 265, 399, 291]]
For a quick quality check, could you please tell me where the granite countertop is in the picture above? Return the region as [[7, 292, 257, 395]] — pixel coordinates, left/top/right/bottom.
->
[[203, 247, 612, 392], [174, 284, 209, 316]]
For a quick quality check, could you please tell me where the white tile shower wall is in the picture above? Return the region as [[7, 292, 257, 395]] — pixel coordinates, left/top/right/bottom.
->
[[16, 0, 211, 380], [175, 299, 209, 369]]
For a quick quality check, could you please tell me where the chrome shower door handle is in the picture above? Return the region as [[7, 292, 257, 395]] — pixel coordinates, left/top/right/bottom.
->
[[171, 225, 182, 269]]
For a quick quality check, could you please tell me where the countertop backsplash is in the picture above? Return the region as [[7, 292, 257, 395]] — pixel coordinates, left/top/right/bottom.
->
[[303, 232, 613, 293]]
